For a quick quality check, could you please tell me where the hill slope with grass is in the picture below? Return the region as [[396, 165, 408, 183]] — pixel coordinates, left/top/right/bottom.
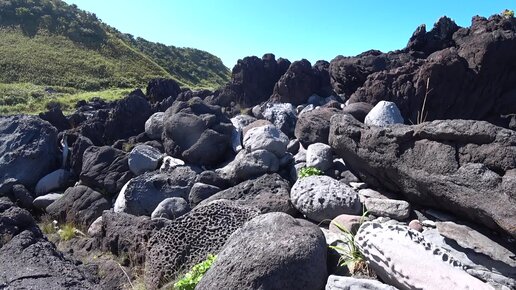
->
[[0, 0, 230, 92]]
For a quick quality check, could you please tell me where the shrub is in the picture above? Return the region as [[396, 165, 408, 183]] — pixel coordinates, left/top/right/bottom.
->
[[298, 166, 323, 178], [39, 214, 57, 235], [173, 254, 217, 290]]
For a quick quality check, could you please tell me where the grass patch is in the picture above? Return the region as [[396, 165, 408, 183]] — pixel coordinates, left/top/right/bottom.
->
[[298, 166, 323, 178], [0, 82, 130, 115], [58, 223, 77, 241]]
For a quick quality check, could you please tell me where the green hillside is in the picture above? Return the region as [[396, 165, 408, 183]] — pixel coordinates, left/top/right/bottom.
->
[[0, 0, 230, 114]]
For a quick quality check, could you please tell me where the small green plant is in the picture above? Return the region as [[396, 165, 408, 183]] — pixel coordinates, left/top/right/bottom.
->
[[58, 223, 77, 241], [329, 211, 374, 276], [122, 142, 135, 152], [502, 9, 514, 19], [298, 166, 323, 178], [39, 214, 58, 235], [173, 254, 216, 290]]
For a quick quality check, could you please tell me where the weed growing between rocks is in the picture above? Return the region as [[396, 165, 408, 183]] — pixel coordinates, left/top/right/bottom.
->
[[329, 211, 375, 277], [298, 166, 323, 178], [172, 254, 217, 290]]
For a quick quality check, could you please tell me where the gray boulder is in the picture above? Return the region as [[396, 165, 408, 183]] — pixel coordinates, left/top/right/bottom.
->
[[326, 275, 398, 290], [197, 212, 327, 290], [341, 102, 374, 122], [355, 221, 494, 289], [0, 199, 97, 289], [200, 173, 296, 215], [33, 193, 62, 210], [243, 124, 289, 157], [216, 149, 279, 185], [145, 112, 165, 140], [34, 169, 72, 196], [262, 103, 298, 137], [46, 185, 111, 228], [188, 183, 220, 206], [364, 101, 404, 127], [306, 143, 333, 171], [0, 115, 58, 193], [114, 166, 197, 216], [291, 175, 362, 222], [10, 184, 34, 209], [128, 144, 163, 175], [80, 146, 134, 196], [295, 107, 341, 147], [144, 200, 260, 289], [364, 198, 411, 220], [329, 114, 516, 237], [151, 197, 190, 220]]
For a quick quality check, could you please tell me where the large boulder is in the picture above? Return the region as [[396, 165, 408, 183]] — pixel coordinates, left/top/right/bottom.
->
[[103, 93, 153, 144], [329, 114, 516, 237], [215, 54, 290, 108], [144, 112, 165, 140], [145, 78, 181, 104], [215, 149, 279, 185], [0, 199, 97, 289], [144, 200, 260, 289], [364, 101, 404, 126], [98, 210, 171, 267], [34, 169, 73, 196], [114, 166, 197, 216], [197, 212, 327, 290], [350, 16, 516, 127], [262, 103, 297, 137], [290, 175, 362, 222], [0, 115, 59, 193], [150, 197, 190, 220], [162, 97, 232, 166], [70, 135, 94, 176], [80, 146, 134, 196], [46, 185, 111, 228], [269, 59, 319, 106], [127, 144, 163, 175], [242, 124, 289, 158], [200, 173, 296, 215], [295, 107, 342, 147], [355, 221, 494, 289]]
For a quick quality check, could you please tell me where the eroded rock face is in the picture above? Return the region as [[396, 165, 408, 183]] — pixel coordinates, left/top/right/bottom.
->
[[269, 59, 319, 106], [350, 16, 516, 127], [196, 212, 327, 290], [114, 166, 197, 216], [405, 16, 459, 57], [0, 115, 59, 194], [329, 114, 516, 237], [144, 200, 260, 289], [0, 199, 97, 289], [355, 221, 494, 290], [216, 54, 290, 108], [162, 97, 232, 166], [200, 173, 296, 215]]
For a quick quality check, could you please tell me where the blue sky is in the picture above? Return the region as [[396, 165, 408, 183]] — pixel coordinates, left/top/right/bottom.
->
[[65, 0, 515, 68]]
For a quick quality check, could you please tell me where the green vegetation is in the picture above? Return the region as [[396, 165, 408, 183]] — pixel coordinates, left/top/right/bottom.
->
[[329, 211, 373, 276], [39, 214, 58, 235], [0, 0, 230, 115], [502, 9, 514, 18], [173, 254, 217, 290], [0, 83, 130, 115], [58, 223, 77, 241], [298, 166, 323, 178]]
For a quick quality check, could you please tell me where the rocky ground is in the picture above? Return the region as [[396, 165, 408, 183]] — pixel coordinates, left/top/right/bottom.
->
[[1, 14, 515, 290]]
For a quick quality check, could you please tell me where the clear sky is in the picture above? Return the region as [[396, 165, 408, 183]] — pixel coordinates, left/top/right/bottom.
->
[[65, 0, 515, 68]]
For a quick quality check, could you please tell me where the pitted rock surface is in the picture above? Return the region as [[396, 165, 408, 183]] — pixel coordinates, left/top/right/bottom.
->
[[144, 200, 260, 289], [355, 221, 494, 290], [290, 175, 361, 222]]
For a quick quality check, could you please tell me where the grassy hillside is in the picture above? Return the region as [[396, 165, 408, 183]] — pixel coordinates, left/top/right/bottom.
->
[[0, 0, 230, 114]]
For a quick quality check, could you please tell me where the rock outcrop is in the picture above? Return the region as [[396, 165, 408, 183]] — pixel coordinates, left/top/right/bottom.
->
[[329, 114, 516, 236]]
